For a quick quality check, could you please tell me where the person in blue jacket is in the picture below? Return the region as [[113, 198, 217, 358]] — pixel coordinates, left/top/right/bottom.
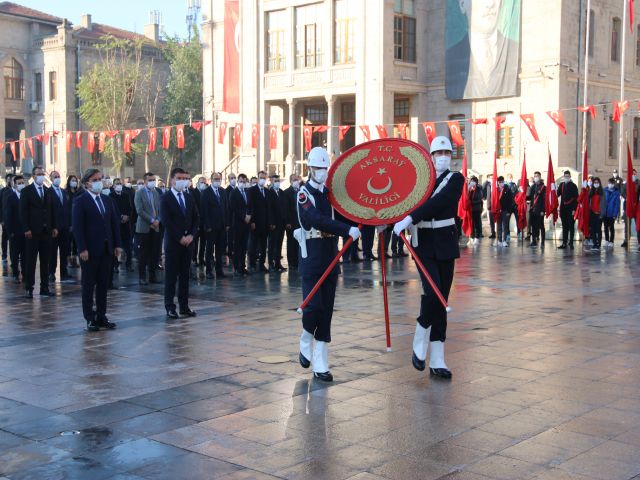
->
[[602, 177, 620, 248]]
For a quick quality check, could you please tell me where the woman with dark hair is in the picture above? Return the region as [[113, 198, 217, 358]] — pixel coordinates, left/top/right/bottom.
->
[[588, 177, 605, 252], [65, 175, 81, 268]]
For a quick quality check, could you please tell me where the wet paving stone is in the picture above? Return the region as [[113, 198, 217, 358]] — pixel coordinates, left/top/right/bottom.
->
[[0, 242, 639, 479]]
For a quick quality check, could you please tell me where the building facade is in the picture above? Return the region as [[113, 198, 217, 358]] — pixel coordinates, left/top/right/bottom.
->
[[201, 0, 640, 182]]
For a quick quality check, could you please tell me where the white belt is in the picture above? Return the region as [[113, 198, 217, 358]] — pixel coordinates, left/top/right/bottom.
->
[[416, 218, 455, 229], [304, 228, 334, 239]]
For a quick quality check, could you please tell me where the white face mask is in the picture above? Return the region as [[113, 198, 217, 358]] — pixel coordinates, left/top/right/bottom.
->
[[52, 178, 61, 187], [238, 182, 246, 190], [124, 182, 131, 188], [273, 182, 281, 189], [70, 180, 78, 188], [587, 180, 593, 187], [16, 184, 25, 192], [633, 175, 638, 182], [114, 185, 123, 193], [90, 181, 103, 194], [251, 182, 257, 187], [292, 181, 300, 189], [608, 183, 614, 189], [534, 177, 541, 183], [35, 175, 45, 186], [229, 178, 237, 187], [197, 182, 207, 191], [312, 169, 328, 184], [469, 181, 477, 188], [258, 178, 266, 187], [101, 188, 111, 196], [175, 179, 189, 191], [593, 183, 600, 188], [613, 173, 618, 178], [212, 181, 221, 188], [147, 180, 156, 189], [434, 155, 451, 173], [564, 177, 571, 183]]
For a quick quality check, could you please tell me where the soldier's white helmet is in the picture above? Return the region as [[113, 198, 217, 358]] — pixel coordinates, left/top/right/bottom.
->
[[307, 147, 330, 168], [430, 136, 453, 154]]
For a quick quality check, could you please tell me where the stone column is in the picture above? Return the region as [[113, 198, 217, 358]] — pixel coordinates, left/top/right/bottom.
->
[[286, 98, 297, 174], [326, 95, 335, 158]]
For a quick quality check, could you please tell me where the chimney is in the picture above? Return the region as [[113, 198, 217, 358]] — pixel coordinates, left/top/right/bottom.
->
[[144, 23, 159, 42], [80, 14, 92, 30]]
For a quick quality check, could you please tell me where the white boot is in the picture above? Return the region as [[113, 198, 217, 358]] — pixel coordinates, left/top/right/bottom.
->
[[429, 341, 452, 378], [411, 324, 431, 371], [299, 330, 313, 368], [312, 341, 332, 381]]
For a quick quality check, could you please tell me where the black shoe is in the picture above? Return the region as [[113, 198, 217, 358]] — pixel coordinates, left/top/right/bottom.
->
[[149, 277, 162, 284], [412, 352, 426, 371], [569, 243, 574, 250], [259, 266, 269, 273], [60, 274, 73, 281], [429, 367, 452, 379], [206, 272, 214, 280], [530, 242, 538, 248], [216, 271, 227, 278], [179, 308, 197, 317], [39, 290, 55, 297], [313, 371, 333, 382], [275, 265, 287, 272], [139, 279, 148, 286], [166, 309, 179, 319], [24, 289, 33, 299], [299, 352, 310, 369], [48, 274, 56, 282], [86, 320, 100, 332], [557, 244, 567, 249], [621, 241, 628, 248], [98, 318, 117, 329]]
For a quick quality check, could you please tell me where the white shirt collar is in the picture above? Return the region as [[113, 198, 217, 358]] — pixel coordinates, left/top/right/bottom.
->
[[171, 187, 184, 201]]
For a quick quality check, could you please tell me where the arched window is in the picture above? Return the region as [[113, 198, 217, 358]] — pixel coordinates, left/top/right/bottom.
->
[[3, 58, 24, 100], [612, 17, 621, 62]]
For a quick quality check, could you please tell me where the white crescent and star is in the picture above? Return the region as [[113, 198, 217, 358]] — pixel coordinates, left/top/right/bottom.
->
[[366, 168, 393, 195]]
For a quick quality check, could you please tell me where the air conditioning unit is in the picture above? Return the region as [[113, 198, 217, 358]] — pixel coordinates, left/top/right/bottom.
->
[[29, 102, 39, 112]]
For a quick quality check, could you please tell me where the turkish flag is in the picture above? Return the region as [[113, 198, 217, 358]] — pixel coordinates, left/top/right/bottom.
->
[[338, 126, 351, 141], [574, 148, 590, 236], [269, 125, 278, 150], [0, 142, 4, 150], [87, 132, 95, 153], [43, 133, 50, 146], [545, 150, 559, 223], [162, 126, 172, 149], [626, 143, 637, 220], [148, 128, 156, 152], [75, 131, 83, 149], [281, 124, 290, 132], [9, 142, 16, 161], [107, 130, 118, 138], [123, 130, 132, 153], [35, 135, 42, 142], [457, 147, 472, 237], [397, 123, 408, 139], [359, 125, 371, 141], [313, 125, 328, 133], [515, 152, 528, 232], [191, 121, 203, 132], [546, 110, 567, 135], [303, 125, 313, 152], [218, 122, 228, 144], [99, 131, 107, 152], [26, 137, 34, 158], [612, 100, 630, 122], [422, 122, 436, 145], [65, 131, 73, 153], [470, 118, 488, 125], [19, 141, 25, 159], [578, 105, 597, 119], [176, 124, 185, 149], [520, 113, 540, 142], [448, 121, 463, 147], [375, 125, 388, 139], [490, 152, 500, 221], [233, 123, 243, 147], [251, 124, 259, 148], [131, 129, 142, 139], [493, 116, 506, 131]]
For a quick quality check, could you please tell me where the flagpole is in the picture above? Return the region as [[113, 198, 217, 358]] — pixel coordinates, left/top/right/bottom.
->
[[581, 0, 591, 175], [619, 0, 628, 176]]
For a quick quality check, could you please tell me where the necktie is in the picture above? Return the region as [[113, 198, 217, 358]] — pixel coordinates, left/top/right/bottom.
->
[[37, 186, 43, 199], [96, 196, 105, 216], [214, 188, 220, 201], [260, 187, 265, 198], [177, 192, 186, 215], [56, 188, 63, 204], [241, 190, 247, 203]]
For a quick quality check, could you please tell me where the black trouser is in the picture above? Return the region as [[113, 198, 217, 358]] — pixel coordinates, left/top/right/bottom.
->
[[138, 229, 161, 279], [249, 230, 268, 268], [497, 212, 511, 242], [530, 210, 544, 242], [488, 210, 496, 236], [25, 232, 52, 291], [80, 249, 112, 322], [192, 228, 205, 264], [603, 217, 615, 243], [153, 225, 164, 267], [471, 210, 482, 238], [362, 225, 375, 257], [560, 208, 575, 245], [164, 243, 194, 311], [382, 229, 392, 255], [391, 232, 405, 254], [301, 273, 337, 342], [285, 228, 299, 268], [205, 228, 226, 274], [416, 257, 455, 342], [49, 228, 70, 277], [268, 227, 285, 267], [9, 233, 25, 278], [233, 225, 249, 271], [1, 226, 8, 259], [226, 225, 235, 258], [119, 234, 133, 268], [590, 213, 602, 247]]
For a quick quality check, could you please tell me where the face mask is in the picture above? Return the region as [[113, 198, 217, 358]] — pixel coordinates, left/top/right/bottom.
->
[[229, 179, 237, 187], [498, 182, 504, 189], [593, 183, 600, 188], [434, 155, 451, 173], [238, 182, 246, 190], [124, 182, 131, 188], [212, 181, 221, 188], [564, 177, 571, 183], [90, 181, 103, 194], [469, 181, 477, 188], [587, 180, 593, 187], [175, 179, 189, 191], [16, 184, 25, 192], [313, 169, 328, 184], [137, 184, 144, 189], [608, 183, 614, 189], [114, 185, 123, 193], [292, 181, 300, 189], [613, 173, 618, 178], [251, 182, 257, 187], [70, 180, 78, 188], [197, 182, 207, 191], [52, 178, 61, 187], [273, 182, 281, 189], [35, 175, 45, 185], [147, 181, 156, 189], [101, 188, 110, 195], [258, 178, 266, 187], [534, 177, 541, 183]]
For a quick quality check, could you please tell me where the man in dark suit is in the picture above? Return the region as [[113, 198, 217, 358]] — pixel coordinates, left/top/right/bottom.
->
[[161, 167, 199, 319], [283, 174, 301, 269], [0, 173, 15, 261], [248, 170, 270, 272], [20, 165, 58, 298], [225, 173, 238, 261], [267, 174, 287, 272], [3, 175, 26, 282], [110, 178, 134, 271], [190, 177, 205, 266], [134, 172, 161, 284], [49, 170, 72, 281], [72, 168, 122, 331], [557, 170, 579, 249], [229, 173, 251, 275], [200, 172, 228, 279]]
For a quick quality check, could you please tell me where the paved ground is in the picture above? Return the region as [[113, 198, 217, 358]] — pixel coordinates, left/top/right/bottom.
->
[[0, 234, 639, 480]]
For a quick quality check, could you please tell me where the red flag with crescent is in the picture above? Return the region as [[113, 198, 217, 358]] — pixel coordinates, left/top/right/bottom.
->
[[162, 126, 172, 149], [26, 137, 34, 158], [233, 123, 243, 147], [218, 122, 227, 144], [65, 131, 73, 153], [303, 125, 313, 152], [612, 100, 630, 122], [107, 130, 118, 138], [359, 125, 371, 141], [313, 125, 328, 133], [75, 131, 83, 149], [515, 152, 528, 232], [457, 147, 472, 236], [9, 142, 16, 161], [448, 121, 463, 147], [0, 141, 4, 151], [574, 148, 590, 236], [422, 122, 436, 145], [375, 125, 388, 139], [123, 130, 132, 153], [251, 124, 259, 148], [339, 126, 351, 141], [99, 131, 107, 152], [471, 118, 488, 125], [43, 133, 50, 146], [176, 124, 185, 149], [131, 129, 142, 139], [520, 113, 540, 142], [547, 110, 567, 135], [35, 135, 42, 142], [578, 105, 596, 119], [19, 140, 25, 159], [269, 125, 278, 150], [545, 150, 559, 223], [191, 121, 203, 132], [87, 132, 95, 153], [397, 123, 408, 139], [148, 128, 156, 152], [281, 124, 290, 132], [493, 116, 506, 132], [490, 152, 500, 222]]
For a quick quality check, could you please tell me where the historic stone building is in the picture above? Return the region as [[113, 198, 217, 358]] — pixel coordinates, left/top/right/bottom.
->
[[201, 0, 640, 182]]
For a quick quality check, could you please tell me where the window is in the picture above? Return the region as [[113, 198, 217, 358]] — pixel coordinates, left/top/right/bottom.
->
[[267, 10, 287, 72], [295, 4, 323, 69], [340, 101, 356, 151], [588, 10, 595, 58], [34, 73, 42, 102], [608, 115, 618, 158], [4, 58, 24, 100], [448, 114, 465, 160], [634, 118, 640, 159], [497, 112, 514, 159], [304, 105, 328, 123], [394, 0, 416, 63], [636, 25, 640, 66], [394, 97, 410, 139], [334, 0, 355, 64], [612, 17, 621, 62], [48, 71, 57, 101]]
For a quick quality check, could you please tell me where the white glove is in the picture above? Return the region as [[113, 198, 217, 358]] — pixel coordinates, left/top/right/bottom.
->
[[393, 215, 413, 236], [348, 226, 361, 241]]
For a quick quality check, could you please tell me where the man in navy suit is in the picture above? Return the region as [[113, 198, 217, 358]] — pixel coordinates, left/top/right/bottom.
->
[[49, 170, 72, 281], [3, 175, 26, 282], [248, 171, 271, 272], [72, 168, 122, 332], [200, 172, 228, 279], [229, 173, 251, 275], [160, 167, 199, 319]]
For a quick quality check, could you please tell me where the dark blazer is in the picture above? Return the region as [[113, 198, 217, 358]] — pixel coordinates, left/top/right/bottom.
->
[[50, 186, 71, 230], [0, 186, 9, 223], [283, 186, 300, 228], [527, 183, 546, 214], [200, 186, 228, 231], [498, 185, 515, 213], [160, 189, 199, 250], [72, 191, 122, 257], [19, 183, 56, 234], [469, 185, 484, 212], [557, 180, 579, 211], [3, 190, 23, 236], [229, 188, 250, 230], [248, 185, 270, 232], [267, 187, 287, 229], [110, 190, 134, 239]]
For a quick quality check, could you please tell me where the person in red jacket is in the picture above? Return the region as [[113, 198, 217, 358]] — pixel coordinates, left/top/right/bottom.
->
[[588, 177, 605, 251]]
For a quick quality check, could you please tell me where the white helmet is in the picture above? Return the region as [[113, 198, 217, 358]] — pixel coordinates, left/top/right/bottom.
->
[[430, 136, 453, 155], [307, 147, 330, 168]]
